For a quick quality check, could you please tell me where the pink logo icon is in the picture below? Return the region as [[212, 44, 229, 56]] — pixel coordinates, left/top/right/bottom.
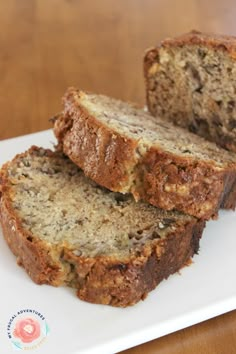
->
[[7, 309, 49, 350], [13, 317, 41, 343]]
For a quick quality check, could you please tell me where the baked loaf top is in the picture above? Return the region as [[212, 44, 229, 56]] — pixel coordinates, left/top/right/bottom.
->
[[54, 88, 236, 219], [0, 147, 205, 306], [144, 30, 236, 152]]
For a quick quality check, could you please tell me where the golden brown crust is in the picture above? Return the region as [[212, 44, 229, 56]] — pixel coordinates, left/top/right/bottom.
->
[[55, 90, 139, 192], [135, 147, 234, 219], [0, 195, 66, 286], [0, 147, 77, 287], [66, 220, 204, 306], [54, 89, 236, 220], [160, 30, 236, 57], [144, 31, 236, 67], [144, 29, 236, 90], [0, 147, 205, 307]]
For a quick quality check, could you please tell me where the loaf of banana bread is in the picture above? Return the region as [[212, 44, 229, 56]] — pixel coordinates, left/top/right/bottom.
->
[[0, 147, 205, 307], [144, 30, 236, 152], [54, 88, 236, 220]]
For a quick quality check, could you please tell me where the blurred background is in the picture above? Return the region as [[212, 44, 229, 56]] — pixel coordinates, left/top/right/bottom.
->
[[0, 1, 236, 353], [1, 0, 236, 139]]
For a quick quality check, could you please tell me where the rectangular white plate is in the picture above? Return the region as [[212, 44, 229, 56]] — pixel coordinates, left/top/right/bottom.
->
[[0, 130, 235, 354]]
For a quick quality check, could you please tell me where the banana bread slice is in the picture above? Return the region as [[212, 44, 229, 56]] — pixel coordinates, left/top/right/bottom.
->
[[0, 147, 205, 307], [54, 88, 236, 220], [144, 30, 236, 152]]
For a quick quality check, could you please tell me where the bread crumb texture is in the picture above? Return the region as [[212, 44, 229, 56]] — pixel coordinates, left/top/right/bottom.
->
[[145, 31, 236, 152], [0, 147, 204, 306]]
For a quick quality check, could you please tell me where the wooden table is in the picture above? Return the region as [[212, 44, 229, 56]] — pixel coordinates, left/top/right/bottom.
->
[[0, 1, 235, 353]]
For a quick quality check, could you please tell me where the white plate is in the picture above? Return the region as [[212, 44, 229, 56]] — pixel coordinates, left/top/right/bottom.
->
[[0, 130, 235, 354]]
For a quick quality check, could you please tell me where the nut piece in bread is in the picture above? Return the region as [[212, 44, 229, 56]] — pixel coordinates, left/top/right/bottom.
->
[[54, 88, 236, 219], [144, 30, 236, 152], [0, 147, 205, 307]]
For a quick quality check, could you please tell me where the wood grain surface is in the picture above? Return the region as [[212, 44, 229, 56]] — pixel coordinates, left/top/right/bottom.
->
[[0, 1, 235, 353]]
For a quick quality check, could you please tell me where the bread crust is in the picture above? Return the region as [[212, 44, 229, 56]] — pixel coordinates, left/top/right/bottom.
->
[[62, 219, 204, 306], [0, 147, 205, 307], [54, 89, 236, 219], [0, 196, 65, 285], [144, 30, 236, 152], [159, 30, 236, 54], [144, 31, 236, 74]]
